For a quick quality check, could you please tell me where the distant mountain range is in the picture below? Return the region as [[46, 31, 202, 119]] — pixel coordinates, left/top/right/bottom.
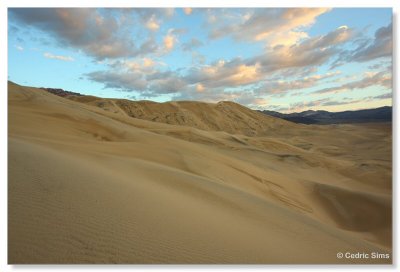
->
[[260, 106, 392, 124]]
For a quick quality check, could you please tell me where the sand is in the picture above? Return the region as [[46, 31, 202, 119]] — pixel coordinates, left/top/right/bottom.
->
[[8, 81, 392, 264]]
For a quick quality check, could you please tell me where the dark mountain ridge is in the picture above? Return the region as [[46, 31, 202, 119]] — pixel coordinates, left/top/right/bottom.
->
[[260, 106, 392, 124]]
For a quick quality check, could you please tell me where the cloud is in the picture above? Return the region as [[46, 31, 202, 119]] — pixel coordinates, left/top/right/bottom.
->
[[86, 59, 186, 97], [196, 83, 205, 92], [150, 77, 187, 94], [256, 71, 341, 96], [8, 24, 19, 34], [318, 99, 364, 107], [332, 23, 392, 67], [182, 38, 203, 51], [14, 8, 390, 111], [164, 8, 175, 17], [89, 25, 352, 102], [138, 38, 160, 55], [44, 52, 74, 61], [314, 71, 391, 94], [293, 92, 391, 109], [163, 35, 175, 50], [308, 25, 354, 48], [351, 23, 392, 62], [183, 8, 192, 15], [191, 52, 206, 65], [286, 97, 369, 112], [289, 98, 331, 111], [9, 8, 162, 59], [146, 15, 160, 31], [87, 57, 270, 108], [86, 70, 148, 91], [372, 92, 391, 100], [79, 9, 381, 110], [185, 58, 263, 88], [208, 8, 330, 47], [15, 45, 24, 51], [243, 26, 354, 77], [174, 85, 268, 109], [143, 58, 155, 67], [182, 27, 352, 91], [163, 29, 178, 52], [266, 31, 309, 47], [233, 92, 268, 108], [115, 57, 165, 75]]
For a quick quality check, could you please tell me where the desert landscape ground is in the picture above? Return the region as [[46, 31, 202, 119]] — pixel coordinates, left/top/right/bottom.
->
[[8, 81, 392, 264]]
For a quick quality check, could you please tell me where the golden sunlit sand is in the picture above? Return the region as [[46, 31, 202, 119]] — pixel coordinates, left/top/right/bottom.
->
[[8, 81, 392, 264]]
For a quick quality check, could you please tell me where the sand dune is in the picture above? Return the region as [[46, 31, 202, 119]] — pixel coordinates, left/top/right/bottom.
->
[[68, 94, 296, 136], [8, 81, 392, 264]]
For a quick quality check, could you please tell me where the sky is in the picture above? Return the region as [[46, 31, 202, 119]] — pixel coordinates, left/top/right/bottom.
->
[[7, 8, 392, 113]]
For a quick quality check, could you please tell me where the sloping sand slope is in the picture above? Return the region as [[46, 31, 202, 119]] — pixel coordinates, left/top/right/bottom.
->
[[68, 94, 296, 136], [8, 82, 392, 264]]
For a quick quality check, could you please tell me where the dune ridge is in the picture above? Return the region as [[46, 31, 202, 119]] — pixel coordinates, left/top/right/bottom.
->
[[67, 94, 296, 136], [8, 81, 392, 264]]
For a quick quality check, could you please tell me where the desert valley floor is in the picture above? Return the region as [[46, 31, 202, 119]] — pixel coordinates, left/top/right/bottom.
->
[[8, 81, 392, 264]]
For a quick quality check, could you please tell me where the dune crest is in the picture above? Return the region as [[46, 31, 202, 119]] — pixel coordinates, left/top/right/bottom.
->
[[68, 94, 296, 136]]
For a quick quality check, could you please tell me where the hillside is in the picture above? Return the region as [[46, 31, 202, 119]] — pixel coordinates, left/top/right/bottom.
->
[[8, 81, 392, 264], [67, 94, 296, 136]]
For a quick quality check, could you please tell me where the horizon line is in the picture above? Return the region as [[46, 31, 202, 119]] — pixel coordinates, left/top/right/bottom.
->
[[8, 80, 392, 114]]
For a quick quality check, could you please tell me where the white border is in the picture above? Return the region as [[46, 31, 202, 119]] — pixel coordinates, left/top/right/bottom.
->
[[1, 0, 399, 271]]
